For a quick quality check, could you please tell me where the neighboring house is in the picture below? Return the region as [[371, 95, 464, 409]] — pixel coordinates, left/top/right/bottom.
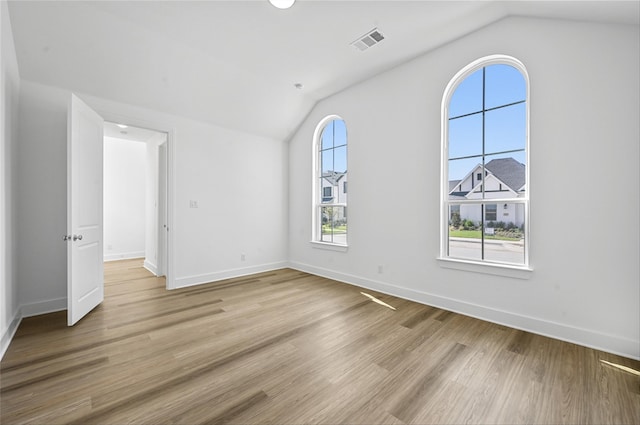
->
[[449, 157, 525, 227], [321, 170, 348, 221]]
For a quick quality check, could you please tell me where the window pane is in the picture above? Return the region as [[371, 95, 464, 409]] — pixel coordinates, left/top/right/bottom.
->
[[449, 205, 461, 227], [485, 102, 526, 155], [483, 203, 525, 264], [321, 121, 334, 150], [333, 119, 347, 148], [485, 64, 526, 109], [448, 157, 483, 197], [484, 153, 526, 197], [333, 177, 346, 204], [321, 149, 333, 174], [320, 206, 347, 245], [333, 146, 347, 174], [449, 68, 483, 118], [448, 204, 482, 260], [485, 150, 526, 169], [449, 113, 483, 160], [320, 178, 333, 203]]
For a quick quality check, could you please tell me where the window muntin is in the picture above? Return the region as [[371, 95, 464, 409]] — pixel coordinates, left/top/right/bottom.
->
[[443, 57, 529, 267], [315, 118, 347, 245]]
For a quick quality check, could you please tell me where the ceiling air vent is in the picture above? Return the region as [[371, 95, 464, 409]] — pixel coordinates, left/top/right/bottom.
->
[[351, 28, 385, 51]]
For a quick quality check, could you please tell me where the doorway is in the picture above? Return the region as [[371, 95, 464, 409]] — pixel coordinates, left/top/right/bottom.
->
[[103, 121, 168, 278]]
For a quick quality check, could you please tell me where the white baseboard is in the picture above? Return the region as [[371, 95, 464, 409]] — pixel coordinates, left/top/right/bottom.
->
[[172, 261, 289, 290], [1, 308, 22, 360], [21, 297, 67, 318], [289, 261, 640, 360], [144, 259, 158, 276], [104, 251, 145, 262]]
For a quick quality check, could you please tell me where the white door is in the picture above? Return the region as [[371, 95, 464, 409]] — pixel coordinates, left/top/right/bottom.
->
[[67, 94, 104, 326]]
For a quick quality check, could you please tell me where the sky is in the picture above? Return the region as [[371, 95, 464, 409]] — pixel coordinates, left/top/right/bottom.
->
[[448, 64, 526, 182], [320, 119, 347, 174]]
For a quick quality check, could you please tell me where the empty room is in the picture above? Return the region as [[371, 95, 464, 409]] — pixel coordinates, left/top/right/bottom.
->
[[1, 1, 638, 424]]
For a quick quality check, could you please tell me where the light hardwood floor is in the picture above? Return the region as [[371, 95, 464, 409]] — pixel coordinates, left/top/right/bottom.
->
[[1, 259, 638, 424]]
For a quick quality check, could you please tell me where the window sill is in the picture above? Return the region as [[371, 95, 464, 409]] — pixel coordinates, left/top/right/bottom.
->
[[310, 241, 349, 252], [437, 257, 532, 279]]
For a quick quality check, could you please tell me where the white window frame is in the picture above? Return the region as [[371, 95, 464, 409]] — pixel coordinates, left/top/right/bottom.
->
[[439, 55, 532, 277], [311, 115, 348, 250]]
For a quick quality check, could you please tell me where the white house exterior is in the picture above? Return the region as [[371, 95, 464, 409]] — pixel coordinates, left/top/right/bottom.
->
[[449, 158, 525, 228]]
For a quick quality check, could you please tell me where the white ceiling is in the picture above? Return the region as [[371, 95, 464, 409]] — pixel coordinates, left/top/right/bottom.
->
[[8, 1, 639, 141]]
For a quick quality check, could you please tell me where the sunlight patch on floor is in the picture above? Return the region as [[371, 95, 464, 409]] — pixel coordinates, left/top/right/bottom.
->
[[600, 359, 640, 376], [360, 292, 396, 311]]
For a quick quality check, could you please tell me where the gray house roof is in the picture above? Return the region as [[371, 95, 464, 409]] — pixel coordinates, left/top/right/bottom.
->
[[448, 157, 525, 197], [321, 171, 346, 186], [484, 158, 525, 192]]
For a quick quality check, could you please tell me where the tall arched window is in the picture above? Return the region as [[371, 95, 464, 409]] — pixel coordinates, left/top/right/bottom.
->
[[441, 55, 529, 267], [313, 116, 347, 246]]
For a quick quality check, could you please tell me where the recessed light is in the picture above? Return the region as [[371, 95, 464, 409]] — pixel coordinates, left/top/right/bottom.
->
[[116, 124, 128, 129], [269, 0, 295, 9]]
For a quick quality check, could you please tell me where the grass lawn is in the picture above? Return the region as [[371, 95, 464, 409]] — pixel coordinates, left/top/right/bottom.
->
[[450, 229, 521, 241]]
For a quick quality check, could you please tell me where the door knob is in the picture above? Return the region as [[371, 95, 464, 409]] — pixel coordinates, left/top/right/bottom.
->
[[63, 235, 71, 241], [73, 234, 83, 241]]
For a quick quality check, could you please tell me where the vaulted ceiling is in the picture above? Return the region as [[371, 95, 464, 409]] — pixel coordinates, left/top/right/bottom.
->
[[8, 1, 639, 141]]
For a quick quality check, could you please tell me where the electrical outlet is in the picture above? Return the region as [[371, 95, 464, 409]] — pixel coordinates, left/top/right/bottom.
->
[[241, 253, 246, 261], [377, 265, 384, 274], [189, 200, 198, 208]]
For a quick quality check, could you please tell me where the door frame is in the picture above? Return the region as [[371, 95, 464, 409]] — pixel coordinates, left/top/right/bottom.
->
[[97, 110, 175, 289], [157, 141, 168, 277]]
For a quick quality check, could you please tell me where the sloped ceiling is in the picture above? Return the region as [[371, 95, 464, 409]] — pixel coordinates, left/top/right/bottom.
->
[[7, 1, 639, 141]]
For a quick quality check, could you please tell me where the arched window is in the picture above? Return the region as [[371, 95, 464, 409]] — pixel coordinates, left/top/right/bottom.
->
[[442, 55, 529, 267], [313, 116, 347, 246]]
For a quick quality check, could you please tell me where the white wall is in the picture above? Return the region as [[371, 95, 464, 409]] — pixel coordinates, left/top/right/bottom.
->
[[15, 80, 288, 315], [16, 82, 68, 316], [1, 0, 21, 358], [168, 116, 289, 287], [288, 17, 640, 359], [103, 136, 146, 261]]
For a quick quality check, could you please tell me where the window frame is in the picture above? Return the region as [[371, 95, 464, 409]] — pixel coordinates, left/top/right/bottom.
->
[[311, 115, 348, 250], [439, 55, 531, 275]]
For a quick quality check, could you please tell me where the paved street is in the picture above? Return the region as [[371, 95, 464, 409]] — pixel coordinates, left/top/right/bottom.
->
[[449, 237, 524, 264]]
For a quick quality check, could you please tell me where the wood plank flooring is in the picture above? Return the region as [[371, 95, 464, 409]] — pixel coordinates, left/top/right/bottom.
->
[[1, 259, 638, 424]]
